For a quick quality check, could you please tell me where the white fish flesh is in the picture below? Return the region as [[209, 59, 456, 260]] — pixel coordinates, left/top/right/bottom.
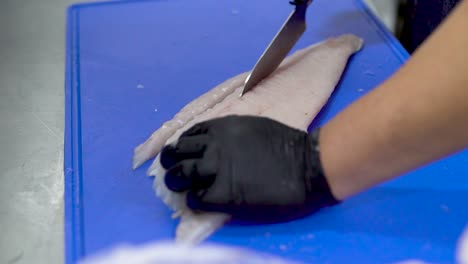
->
[[459, 226, 468, 264], [79, 241, 303, 264], [133, 34, 364, 244]]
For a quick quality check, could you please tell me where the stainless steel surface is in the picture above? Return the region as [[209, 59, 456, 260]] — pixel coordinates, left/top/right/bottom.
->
[[0, 1, 89, 263], [241, 0, 312, 96], [364, 0, 398, 33]]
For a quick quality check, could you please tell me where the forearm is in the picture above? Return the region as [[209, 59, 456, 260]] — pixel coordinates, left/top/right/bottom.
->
[[320, 0, 468, 200]]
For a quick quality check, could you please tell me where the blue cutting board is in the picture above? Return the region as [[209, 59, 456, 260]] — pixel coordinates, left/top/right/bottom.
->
[[64, 0, 468, 263]]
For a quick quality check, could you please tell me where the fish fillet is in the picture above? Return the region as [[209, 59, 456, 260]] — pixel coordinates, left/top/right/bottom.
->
[[133, 34, 364, 244]]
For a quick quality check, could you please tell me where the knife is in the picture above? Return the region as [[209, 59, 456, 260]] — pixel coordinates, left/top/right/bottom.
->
[[240, 0, 313, 96]]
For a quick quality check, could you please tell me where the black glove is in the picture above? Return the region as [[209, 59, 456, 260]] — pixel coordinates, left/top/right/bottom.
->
[[160, 115, 338, 222]]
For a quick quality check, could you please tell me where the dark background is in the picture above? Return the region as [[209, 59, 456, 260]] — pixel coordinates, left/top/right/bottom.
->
[[396, 0, 460, 53]]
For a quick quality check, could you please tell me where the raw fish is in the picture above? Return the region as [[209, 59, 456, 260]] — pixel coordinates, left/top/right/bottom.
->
[[133, 34, 364, 244]]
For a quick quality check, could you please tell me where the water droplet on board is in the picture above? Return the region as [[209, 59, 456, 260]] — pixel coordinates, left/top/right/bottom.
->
[[364, 70, 375, 76], [137, 84, 144, 89], [441, 204, 450, 213], [231, 9, 239, 15], [154, 108, 158, 112], [422, 243, 432, 251]]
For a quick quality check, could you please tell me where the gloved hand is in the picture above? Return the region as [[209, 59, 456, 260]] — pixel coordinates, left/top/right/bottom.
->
[[160, 115, 339, 222]]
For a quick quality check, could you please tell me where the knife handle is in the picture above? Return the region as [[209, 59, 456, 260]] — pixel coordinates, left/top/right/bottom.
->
[[289, 0, 307, 6], [289, 0, 312, 7]]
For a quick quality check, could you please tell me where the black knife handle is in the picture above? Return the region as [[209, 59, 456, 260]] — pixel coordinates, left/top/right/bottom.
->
[[289, 0, 308, 6]]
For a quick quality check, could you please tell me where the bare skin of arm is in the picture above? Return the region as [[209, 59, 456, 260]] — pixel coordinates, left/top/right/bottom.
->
[[320, 0, 468, 200]]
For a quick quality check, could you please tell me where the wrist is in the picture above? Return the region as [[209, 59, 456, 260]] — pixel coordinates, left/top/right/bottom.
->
[[304, 128, 340, 207], [318, 121, 371, 200]]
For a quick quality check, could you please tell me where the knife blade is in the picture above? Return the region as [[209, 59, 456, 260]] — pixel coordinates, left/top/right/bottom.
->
[[240, 0, 313, 96]]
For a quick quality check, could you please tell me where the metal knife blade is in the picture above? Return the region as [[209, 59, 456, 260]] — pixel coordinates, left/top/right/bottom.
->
[[240, 0, 313, 96]]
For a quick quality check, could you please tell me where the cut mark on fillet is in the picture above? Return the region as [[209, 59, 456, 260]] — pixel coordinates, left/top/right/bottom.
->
[[132, 41, 322, 169], [134, 34, 364, 244]]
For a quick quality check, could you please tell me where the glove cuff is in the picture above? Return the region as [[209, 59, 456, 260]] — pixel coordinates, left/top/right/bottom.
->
[[304, 128, 340, 208]]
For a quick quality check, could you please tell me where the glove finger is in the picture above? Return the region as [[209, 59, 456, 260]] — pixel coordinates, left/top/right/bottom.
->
[[160, 135, 209, 169], [181, 122, 211, 137], [186, 189, 229, 213], [186, 189, 205, 211], [164, 157, 216, 192]]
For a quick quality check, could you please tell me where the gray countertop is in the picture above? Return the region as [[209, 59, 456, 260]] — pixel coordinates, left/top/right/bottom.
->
[[0, 1, 393, 263], [0, 1, 87, 263]]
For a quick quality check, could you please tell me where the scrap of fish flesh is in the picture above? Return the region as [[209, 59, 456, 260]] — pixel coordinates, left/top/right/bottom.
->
[[459, 226, 468, 264], [133, 34, 364, 244], [79, 241, 303, 264]]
